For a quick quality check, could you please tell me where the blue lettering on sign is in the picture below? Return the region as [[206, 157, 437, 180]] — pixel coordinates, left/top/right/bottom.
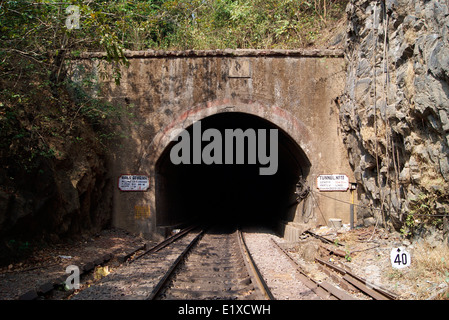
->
[[119, 175, 150, 191]]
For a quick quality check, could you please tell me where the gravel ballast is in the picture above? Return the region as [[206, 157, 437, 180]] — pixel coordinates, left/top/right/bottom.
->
[[242, 227, 321, 300]]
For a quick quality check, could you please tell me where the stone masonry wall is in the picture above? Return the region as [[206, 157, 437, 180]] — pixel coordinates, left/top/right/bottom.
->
[[75, 50, 353, 238]]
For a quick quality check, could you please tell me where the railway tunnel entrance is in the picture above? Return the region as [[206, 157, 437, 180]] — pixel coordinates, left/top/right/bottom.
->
[[155, 112, 311, 231]]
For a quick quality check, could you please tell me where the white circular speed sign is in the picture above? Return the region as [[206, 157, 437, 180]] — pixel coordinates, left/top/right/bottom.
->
[[390, 247, 411, 269]]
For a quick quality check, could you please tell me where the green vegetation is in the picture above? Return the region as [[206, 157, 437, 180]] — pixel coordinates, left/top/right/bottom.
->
[[0, 0, 127, 179], [401, 189, 449, 238], [0, 0, 346, 184], [112, 0, 348, 50]]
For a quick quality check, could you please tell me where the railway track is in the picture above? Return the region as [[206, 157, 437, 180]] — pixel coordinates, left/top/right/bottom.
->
[[38, 225, 397, 301], [270, 233, 398, 300], [68, 225, 273, 300], [149, 226, 273, 300]]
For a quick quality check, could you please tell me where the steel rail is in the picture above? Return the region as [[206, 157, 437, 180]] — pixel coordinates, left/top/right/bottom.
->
[[147, 227, 275, 300], [315, 257, 397, 300], [237, 230, 275, 300], [270, 238, 356, 300], [129, 224, 198, 263], [305, 230, 344, 246], [147, 229, 205, 300]]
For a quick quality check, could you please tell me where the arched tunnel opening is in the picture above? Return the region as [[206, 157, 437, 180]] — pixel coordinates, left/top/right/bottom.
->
[[155, 112, 311, 233]]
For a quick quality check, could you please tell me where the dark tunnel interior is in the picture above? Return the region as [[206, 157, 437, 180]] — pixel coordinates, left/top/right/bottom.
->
[[155, 112, 310, 230]]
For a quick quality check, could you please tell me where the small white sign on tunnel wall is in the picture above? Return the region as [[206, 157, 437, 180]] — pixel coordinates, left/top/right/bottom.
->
[[118, 175, 150, 191], [316, 174, 349, 192]]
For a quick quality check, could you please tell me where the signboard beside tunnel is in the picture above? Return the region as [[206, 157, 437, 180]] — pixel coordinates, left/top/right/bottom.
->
[[118, 175, 150, 191], [316, 174, 349, 192]]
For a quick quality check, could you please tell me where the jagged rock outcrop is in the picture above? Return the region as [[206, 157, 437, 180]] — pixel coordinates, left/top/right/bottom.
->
[[340, 0, 449, 231], [0, 127, 113, 262]]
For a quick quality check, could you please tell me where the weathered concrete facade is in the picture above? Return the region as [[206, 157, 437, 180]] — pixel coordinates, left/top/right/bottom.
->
[[76, 49, 354, 240]]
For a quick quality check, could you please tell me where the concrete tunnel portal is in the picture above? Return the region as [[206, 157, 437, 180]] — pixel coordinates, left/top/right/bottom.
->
[[155, 112, 311, 230]]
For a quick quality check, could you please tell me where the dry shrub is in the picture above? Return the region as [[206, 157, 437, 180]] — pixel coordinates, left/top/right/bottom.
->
[[413, 241, 449, 276], [405, 240, 449, 299]]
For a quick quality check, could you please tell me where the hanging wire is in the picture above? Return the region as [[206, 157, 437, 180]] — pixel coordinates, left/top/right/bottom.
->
[[310, 191, 329, 226], [295, 176, 310, 202], [295, 176, 314, 223]]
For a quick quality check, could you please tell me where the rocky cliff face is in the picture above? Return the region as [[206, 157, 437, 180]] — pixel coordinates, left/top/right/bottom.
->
[[340, 0, 449, 232], [0, 117, 113, 263]]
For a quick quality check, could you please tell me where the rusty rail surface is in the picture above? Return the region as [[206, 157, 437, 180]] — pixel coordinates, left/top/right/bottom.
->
[[147, 229, 206, 300], [315, 257, 398, 300], [270, 239, 355, 300], [303, 229, 397, 300], [129, 224, 199, 264], [238, 230, 275, 300], [304, 230, 344, 246], [272, 232, 398, 301]]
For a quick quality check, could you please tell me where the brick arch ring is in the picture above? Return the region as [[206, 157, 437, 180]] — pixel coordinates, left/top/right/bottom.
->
[[140, 99, 316, 172]]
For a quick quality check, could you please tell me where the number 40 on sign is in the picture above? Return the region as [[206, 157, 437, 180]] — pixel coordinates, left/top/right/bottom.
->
[[390, 247, 411, 269]]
